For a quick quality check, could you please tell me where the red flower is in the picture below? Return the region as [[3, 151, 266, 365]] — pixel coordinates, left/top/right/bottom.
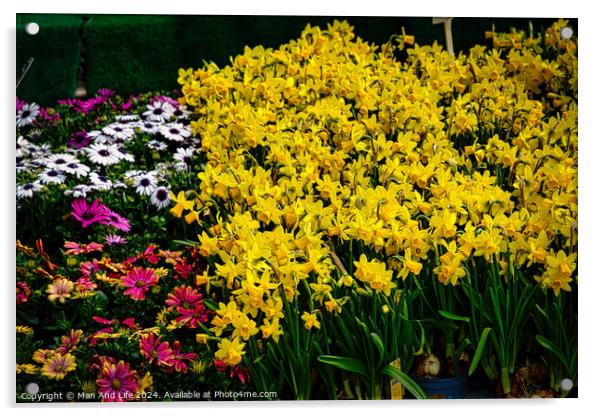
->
[[174, 260, 194, 280], [175, 304, 210, 328], [140, 245, 160, 264], [16, 281, 31, 304], [167, 341, 197, 373]]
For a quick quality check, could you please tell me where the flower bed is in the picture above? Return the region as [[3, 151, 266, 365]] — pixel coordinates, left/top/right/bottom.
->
[[16, 19, 577, 401]]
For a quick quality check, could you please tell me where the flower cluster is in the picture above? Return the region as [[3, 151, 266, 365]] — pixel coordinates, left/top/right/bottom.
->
[[16, 91, 199, 211], [174, 19, 577, 372]]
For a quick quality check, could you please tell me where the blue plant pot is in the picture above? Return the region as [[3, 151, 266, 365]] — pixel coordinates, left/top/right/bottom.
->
[[414, 374, 468, 399]]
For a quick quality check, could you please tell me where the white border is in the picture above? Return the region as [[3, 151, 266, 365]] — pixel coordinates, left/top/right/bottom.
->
[[3, 1, 599, 416]]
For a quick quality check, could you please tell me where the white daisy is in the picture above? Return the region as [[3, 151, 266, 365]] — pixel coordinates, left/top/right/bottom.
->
[[27, 128, 44, 141], [39, 168, 66, 185], [124, 170, 144, 180], [172, 106, 191, 120], [16, 136, 31, 158], [115, 146, 135, 162], [64, 184, 91, 198], [45, 153, 79, 171], [133, 172, 157, 196], [86, 143, 121, 166], [87, 130, 113, 144], [115, 114, 140, 122], [102, 123, 135, 141], [143, 101, 175, 122], [159, 123, 191, 142], [135, 120, 161, 135], [113, 180, 128, 189], [88, 172, 113, 190], [150, 186, 171, 209], [17, 181, 43, 199], [62, 161, 90, 178], [147, 140, 168, 151], [16, 161, 28, 172], [16, 102, 40, 127], [173, 147, 195, 165]]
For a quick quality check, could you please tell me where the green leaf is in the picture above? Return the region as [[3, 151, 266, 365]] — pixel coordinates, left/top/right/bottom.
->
[[535, 335, 569, 367], [370, 332, 385, 361], [469, 327, 492, 375], [317, 355, 368, 377], [382, 364, 427, 399], [172, 239, 198, 247]]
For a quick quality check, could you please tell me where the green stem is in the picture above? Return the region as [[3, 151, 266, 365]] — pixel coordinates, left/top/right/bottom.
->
[[501, 367, 511, 396]]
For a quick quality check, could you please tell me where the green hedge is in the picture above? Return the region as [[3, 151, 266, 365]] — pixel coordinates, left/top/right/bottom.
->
[[16, 14, 83, 105], [16, 15, 570, 105]]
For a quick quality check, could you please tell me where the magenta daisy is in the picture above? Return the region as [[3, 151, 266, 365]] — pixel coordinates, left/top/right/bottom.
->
[[71, 198, 109, 228], [101, 207, 131, 233], [165, 285, 203, 311], [139, 333, 173, 366], [167, 341, 197, 373], [175, 304, 210, 329], [96, 360, 138, 402], [68, 131, 91, 149], [121, 267, 158, 301]]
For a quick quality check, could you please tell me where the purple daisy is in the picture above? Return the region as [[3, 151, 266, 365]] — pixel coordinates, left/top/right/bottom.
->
[[105, 234, 127, 245]]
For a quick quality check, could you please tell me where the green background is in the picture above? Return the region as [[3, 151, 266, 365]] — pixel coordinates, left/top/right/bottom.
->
[[16, 15, 571, 105]]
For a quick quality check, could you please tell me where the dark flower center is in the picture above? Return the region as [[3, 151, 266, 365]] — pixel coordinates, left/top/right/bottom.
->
[[99, 150, 110, 157], [55, 158, 66, 164], [135, 280, 146, 288], [173, 109, 183, 117], [183, 156, 192, 164], [23, 184, 34, 190], [21, 110, 31, 118], [156, 190, 168, 201], [140, 178, 150, 187], [114, 127, 123, 132], [169, 129, 180, 135], [153, 108, 164, 115], [97, 175, 107, 182], [48, 170, 58, 177], [67, 163, 78, 169]]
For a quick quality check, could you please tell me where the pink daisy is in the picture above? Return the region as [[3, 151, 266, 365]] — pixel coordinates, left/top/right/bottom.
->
[[139, 333, 173, 366], [167, 341, 197, 373], [105, 234, 127, 245], [96, 360, 138, 402], [121, 267, 158, 301], [175, 304, 210, 329], [64, 241, 104, 255], [71, 198, 109, 228], [165, 285, 203, 311]]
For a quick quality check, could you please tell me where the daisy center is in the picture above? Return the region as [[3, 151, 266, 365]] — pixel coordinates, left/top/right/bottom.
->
[[111, 379, 122, 390]]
